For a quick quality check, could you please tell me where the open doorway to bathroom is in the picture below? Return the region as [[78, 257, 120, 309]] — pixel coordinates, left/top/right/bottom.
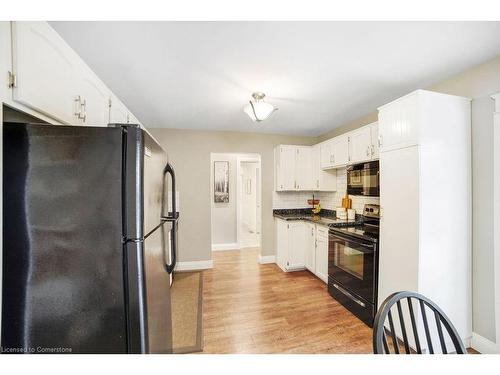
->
[[210, 153, 262, 253], [238, 157, 261, 249]]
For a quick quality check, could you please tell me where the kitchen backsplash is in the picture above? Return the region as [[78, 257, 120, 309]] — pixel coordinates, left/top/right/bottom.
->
[[273, 168, 380, 214]]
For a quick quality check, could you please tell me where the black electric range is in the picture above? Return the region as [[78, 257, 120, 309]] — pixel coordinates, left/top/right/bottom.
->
[[327, 204, 380, 327]]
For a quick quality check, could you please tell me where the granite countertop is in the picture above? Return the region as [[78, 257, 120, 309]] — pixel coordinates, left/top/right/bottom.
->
[[273, 208, 361, 227]]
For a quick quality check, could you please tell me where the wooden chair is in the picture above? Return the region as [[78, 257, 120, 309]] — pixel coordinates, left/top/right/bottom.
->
[[373, 291, 466, 354]]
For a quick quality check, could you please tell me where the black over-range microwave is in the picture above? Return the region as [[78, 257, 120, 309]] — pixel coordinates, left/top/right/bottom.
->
[[346, 160, 379, 197]]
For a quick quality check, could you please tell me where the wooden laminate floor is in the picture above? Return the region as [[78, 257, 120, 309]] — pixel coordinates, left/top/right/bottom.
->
[[201, 248, 373, 353]]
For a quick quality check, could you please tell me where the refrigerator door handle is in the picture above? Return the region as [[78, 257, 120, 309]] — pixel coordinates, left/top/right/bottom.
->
[[162, 162, 177, 274]]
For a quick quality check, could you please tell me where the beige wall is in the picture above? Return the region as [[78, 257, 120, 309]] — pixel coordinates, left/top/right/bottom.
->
[[148, 128, 316, 263]]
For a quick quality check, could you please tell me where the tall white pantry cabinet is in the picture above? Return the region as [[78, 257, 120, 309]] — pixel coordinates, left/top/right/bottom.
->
[[378, 89, 472, 350]]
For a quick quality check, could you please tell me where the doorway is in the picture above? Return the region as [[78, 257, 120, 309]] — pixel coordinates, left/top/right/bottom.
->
[[210, 153, 261, 252], [237, 158, 262, 249]]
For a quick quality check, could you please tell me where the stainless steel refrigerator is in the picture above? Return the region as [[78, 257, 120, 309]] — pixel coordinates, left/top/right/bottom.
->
[[1, 123, 177, 354]]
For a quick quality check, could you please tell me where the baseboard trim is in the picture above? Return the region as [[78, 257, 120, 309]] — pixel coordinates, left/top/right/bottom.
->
[[258, 255, 276, 264], [175, 260, 213, 271], [471, 332, 498, 354], [212, 243, 240, 251]]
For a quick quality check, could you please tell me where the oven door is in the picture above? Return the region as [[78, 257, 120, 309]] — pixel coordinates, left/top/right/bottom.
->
[[328, 230, 376, 303], [346, 161, 379, 196]]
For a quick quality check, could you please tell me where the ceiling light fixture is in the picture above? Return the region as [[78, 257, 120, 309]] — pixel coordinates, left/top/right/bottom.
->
[[243, 92, 278, 122]]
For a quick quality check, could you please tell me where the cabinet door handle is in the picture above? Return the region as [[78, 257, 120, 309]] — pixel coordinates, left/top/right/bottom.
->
[[371, 144, 374, 156], [81, 99, 87, 123], [316, 180, 319, 188], [378, 135, 383, 147], [366, 146, 370, 157], [75, 96, 87, 122]]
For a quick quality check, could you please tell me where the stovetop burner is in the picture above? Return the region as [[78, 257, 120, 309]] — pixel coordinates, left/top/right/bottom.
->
[[328, 204, 380, 242]]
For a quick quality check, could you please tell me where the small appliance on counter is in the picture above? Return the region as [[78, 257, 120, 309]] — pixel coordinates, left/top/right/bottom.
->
[[327, 204, 380, 327]]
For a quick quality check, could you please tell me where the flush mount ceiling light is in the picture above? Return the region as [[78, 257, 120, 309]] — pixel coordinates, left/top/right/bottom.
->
[[243, 92, 278, 122]]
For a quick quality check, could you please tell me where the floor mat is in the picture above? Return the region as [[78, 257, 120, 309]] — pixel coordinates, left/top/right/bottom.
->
[[171, 271, 203, 353]]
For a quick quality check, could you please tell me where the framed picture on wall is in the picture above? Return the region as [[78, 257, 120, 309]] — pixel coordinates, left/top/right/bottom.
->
[[214, 161, 229, 203]]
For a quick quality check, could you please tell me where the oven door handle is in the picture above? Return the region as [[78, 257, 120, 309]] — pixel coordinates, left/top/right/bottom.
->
[[329, 232, 376, 252]]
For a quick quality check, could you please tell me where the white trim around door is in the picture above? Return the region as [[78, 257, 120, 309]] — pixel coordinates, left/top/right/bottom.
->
[[258, 255, 276, 264], [492, 92, 500, 353], [175, 260, 213, 271], [211, 243, 240, 251], [236, 155, 262, 250]]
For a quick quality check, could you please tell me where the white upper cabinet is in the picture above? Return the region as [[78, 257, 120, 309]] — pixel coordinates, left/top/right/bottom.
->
[[320, 134, 349, 169], [275, 145, 297, 191], [11, 21, 81, 124], [348, 125, 372, 164], [129, 112, 141, 126], [109, 94, 130, 124], [7, 21, 141, 128], [77, 69, 110, 126], [275, 145, 319, 192], [320, 123, 379, 170], [1, 22, 12, 103], [312, 144, 336, 191], [275, 144, 338, 192], [296, 146, 313, 191], [370, 121, 379, 159], [320, 140, 334, 169], [331, 134, 350, 167], [348, 122, 380, 163], [378, 92, 419, 152]]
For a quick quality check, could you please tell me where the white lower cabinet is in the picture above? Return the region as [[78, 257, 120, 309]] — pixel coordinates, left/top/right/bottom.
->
[[305, 223, 316, 272], [287, 221, 307, 270], [315, 226, 329, 283], [275, 219, 306, 271], [275, 218, 328, 283]]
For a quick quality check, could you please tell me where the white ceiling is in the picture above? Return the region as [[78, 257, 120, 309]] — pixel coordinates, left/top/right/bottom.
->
[[51, 21, 500, 136]]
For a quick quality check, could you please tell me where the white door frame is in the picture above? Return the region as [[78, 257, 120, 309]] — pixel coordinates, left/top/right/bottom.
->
[[236, 155, 262, 249], [492, 92, 500, 353]]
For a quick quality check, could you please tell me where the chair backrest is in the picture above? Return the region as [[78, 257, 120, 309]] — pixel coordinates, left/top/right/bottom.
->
[[373, 291, 466, 354]]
